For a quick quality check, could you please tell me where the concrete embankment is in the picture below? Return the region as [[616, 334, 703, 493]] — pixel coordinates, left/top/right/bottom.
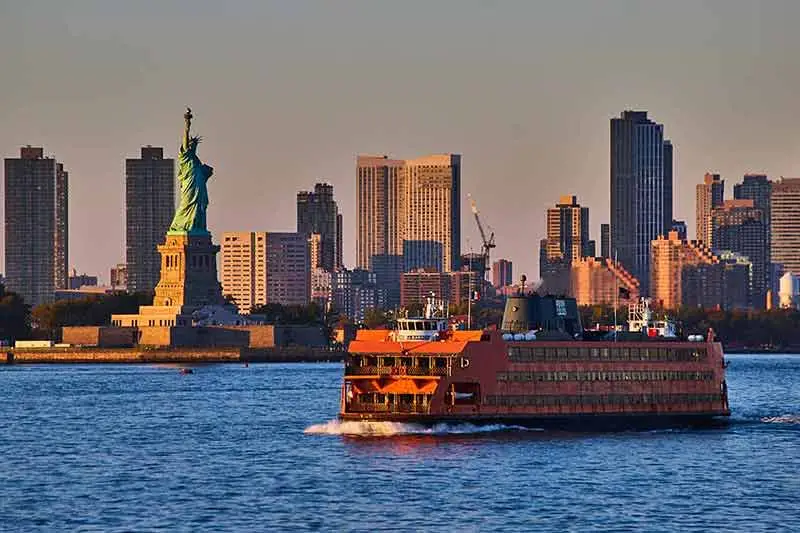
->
[[1, 347, 344, 364]]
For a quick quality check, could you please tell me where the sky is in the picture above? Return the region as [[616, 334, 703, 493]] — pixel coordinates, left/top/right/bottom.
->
[[2, 0, 800, 283]]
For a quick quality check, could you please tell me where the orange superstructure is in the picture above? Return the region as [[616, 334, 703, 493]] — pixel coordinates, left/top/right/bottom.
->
[[339, 295, 730, 429]]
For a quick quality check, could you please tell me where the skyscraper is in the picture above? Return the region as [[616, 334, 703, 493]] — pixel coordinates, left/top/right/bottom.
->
[[771, 177, 800, 273], [296, 183, 342, 272], [610, 110, 673, 295], [711, 199, 767, 308], [4, 146, 69, 306], [734, 174, 772, 302], [543, 195, 594, 264], [401, 154, 461, 272], [650, 232, 717, 309], [696, 173, 724, 244], [221, 231, 310, 311], [600, 223, 610, 258], [492, 259, 513, 288], [356, 155, 405, 270], [126, 146, 174, 293], [357, 153, 461, 306]]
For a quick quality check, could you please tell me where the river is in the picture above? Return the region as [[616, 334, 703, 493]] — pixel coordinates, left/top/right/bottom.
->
[[0, 355, 798, 532]]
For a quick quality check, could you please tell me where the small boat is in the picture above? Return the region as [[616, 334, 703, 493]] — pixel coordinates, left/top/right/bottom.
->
[[179, 367, 194, 375]]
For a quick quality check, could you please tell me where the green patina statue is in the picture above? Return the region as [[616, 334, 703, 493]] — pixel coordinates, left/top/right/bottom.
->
[[168, 107, 213, 235]]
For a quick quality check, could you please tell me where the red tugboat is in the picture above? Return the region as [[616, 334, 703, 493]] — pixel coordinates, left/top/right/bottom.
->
[[339, 293, 730, 429]]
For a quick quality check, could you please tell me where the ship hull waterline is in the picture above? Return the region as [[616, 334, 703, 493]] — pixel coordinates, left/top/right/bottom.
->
[[338, 412, 731, 431]]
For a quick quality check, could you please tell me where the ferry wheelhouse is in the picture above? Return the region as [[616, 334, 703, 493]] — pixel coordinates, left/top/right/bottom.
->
[[340, 294, 730, 429]]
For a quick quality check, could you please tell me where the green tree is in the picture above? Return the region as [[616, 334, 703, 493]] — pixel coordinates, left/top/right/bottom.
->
[[363, 308, 390, 329], [0, 284, 31, 341]]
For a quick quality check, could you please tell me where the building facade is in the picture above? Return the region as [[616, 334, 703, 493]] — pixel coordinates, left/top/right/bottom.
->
[[600, 223, 610, 258], [357, 153, 461, 273], [400, 269, 480, 308], [711, 199, 767, 308], [4, 146, 69, 306], [570, 257, 640, 307], [110, 263, 127, 291], [296, 183, 342, 271], [221, 231, 310, 312], [356, 155, 406, 270], [332, 269, 385, 323], [681, 252, 751, 311], [492, 259, 513, 288], [696, 173, 724, 244], [650, 232, 717, 309], [543, 195, 594, 264], [771, 178, 800, 274], [610, 110, 673, 296], [126, 146, 174, 293], [778, 272, 800, 309]]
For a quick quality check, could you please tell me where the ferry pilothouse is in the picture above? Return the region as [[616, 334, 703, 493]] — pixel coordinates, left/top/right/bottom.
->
[[339, 293, 731, 429]]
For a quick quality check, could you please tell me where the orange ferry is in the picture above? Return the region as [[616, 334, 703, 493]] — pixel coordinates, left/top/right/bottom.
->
[[339, 293, 730, 429]]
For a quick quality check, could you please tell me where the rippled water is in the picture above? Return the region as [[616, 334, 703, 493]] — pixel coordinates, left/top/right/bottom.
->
[[1, 355, 798, 532]]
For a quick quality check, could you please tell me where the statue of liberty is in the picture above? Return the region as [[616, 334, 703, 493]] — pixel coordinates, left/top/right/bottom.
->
[[169, 107, 213, 235]]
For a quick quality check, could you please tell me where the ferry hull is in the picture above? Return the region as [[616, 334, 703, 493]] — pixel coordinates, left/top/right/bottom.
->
[[338, 411, 730, 431]]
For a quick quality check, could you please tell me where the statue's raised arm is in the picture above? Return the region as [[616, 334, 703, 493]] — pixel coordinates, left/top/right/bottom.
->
[[183, 107, 193, 152]]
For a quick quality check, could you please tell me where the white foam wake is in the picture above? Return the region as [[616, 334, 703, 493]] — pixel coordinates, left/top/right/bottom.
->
[[304, 419, 538, 436], [761, 414, 800, 424]]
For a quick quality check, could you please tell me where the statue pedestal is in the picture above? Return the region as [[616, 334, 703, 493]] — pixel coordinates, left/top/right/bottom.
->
[[153, 233, 224, 308]]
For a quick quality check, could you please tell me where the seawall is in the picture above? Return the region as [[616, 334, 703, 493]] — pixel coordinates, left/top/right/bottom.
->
[[1, 346, 345, 365]]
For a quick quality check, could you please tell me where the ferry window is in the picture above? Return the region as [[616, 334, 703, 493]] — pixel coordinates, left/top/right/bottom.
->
[[383, 357, 395, 367], [435, 358, 447, 368], [557, 348, 568, 360], [568, 348, 580, 359], [590, 348, 600, 359], [629, 348, 639, 359], [419, 357, 429, 368], [400, 357, 412, 367]]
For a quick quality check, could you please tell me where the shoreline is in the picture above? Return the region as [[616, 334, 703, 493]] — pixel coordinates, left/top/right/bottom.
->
[[2, 346, 345, 365]]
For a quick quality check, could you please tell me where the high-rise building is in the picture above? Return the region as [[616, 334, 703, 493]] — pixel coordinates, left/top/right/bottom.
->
[[540, 195, 594, 293], [734, 174, 771, 298], [356, 155, 405, 270], [126, 146, 174, 293], [332, 269, 385, 322], [402, 154, 461, 272], [600, 224, 610, 258], [297, 183, 342, 271], [221, 231, 310, 311], [543, 195, 593, 264], [570, 257, 639, 307], [55, 163, 69, 290], [771, 178, 800, 274], [110, 263, 127, 290], [696, 173, 725, 244], [681, 253, 750, 311], [4, 146, 69, 306], [492, 259, 513, 288], [357, 153, 461, 273], [650, 231, 717, 309], [610, 110, 673, 295], [711, 199, 767, 307]]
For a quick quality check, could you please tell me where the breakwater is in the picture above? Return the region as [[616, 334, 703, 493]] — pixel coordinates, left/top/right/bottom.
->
[[2, 346, 344, 364]]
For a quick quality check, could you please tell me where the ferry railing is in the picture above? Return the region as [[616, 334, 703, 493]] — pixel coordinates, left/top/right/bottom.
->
[[346, 402, 430, 414], [345, 365, 449, 377]]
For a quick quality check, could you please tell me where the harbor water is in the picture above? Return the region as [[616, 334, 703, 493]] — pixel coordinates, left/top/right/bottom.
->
[[0, 355, 798, 532]]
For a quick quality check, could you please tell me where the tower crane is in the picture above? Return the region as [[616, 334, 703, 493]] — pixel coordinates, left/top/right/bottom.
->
[[468, 194, 496, 283]]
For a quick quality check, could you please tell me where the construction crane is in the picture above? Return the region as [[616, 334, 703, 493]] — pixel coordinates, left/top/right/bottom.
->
[[468, 194, 496, 283]]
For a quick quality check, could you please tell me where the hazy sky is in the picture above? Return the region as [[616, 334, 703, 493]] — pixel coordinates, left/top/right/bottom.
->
[[2, 0, 800, 282]]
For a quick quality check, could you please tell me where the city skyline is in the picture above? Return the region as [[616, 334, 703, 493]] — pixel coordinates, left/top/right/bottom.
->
[[3, 2, 800, 281]]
